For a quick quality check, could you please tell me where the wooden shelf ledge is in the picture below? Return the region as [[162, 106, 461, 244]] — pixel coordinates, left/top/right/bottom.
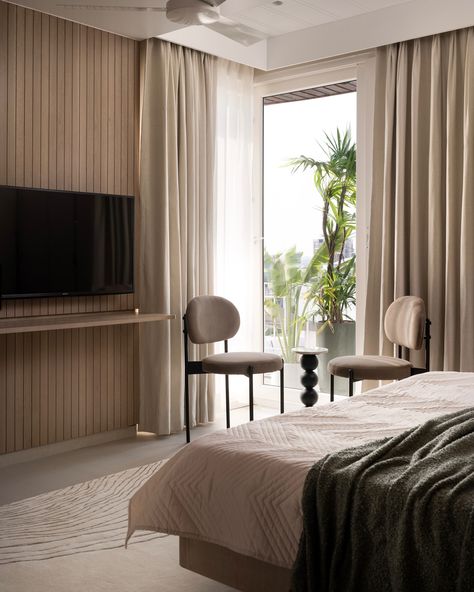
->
[[0, 311, 175, 335]]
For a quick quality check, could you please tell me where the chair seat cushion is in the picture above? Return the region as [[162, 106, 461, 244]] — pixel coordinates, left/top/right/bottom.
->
[[202, 352, 283, 376], [328, 355, 412, 380]]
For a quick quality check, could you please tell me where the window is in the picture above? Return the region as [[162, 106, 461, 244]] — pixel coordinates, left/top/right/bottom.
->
[[262, 84, 357, 394]]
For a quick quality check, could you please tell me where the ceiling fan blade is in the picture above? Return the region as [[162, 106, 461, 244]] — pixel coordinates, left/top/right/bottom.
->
[[56, 4, 166, 11], [56, 0, 225, 11], [205, 16, 267, 46], [200, 0, 226, 6]]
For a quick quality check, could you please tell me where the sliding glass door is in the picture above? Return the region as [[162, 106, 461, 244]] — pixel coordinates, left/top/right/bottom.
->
[[262, 84, 357, 395]]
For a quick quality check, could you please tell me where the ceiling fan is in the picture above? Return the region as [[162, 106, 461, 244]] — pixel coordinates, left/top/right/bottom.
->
[[56, 0, 268, 46]]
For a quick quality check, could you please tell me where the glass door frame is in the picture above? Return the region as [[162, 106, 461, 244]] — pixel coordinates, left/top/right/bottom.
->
[[251, 52, 376, 408]]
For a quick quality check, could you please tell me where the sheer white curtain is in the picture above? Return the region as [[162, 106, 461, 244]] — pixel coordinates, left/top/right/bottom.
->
[[214, 60, 256, 400]]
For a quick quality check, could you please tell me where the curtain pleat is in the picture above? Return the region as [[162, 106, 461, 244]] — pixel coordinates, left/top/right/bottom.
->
[[138, 40, 216, 435], [214, 59, 255, 400], [460, 32, 474, 369], [365, 27, 474, 371]]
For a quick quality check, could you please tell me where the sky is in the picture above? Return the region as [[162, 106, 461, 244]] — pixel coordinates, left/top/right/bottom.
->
[[263, 92, 357, 258]]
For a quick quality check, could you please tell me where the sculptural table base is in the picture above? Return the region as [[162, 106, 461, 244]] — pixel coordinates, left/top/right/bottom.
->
[[300, 354, 319, 406], [292, 347, 329, 407]]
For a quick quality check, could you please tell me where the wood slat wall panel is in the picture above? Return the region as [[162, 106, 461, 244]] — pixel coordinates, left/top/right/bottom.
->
[[6, 335, 15, 452], [0, 336, 5, 451], [0, 2, 139, 454], [0, 3, 7, 184]]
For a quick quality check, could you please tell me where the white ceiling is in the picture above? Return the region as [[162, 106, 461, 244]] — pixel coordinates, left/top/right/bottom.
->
[[6, 0, 474, 70], [227, 0, 410, 37]]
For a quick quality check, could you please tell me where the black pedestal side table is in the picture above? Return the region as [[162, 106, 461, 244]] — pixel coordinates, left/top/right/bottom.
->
[[292, 347, 328, 407]]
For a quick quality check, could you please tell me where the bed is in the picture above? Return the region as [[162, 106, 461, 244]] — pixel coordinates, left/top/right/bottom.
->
[[127, 372, 474, 591]]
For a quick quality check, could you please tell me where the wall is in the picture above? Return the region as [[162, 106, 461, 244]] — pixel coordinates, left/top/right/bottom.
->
[[0, 1, 139, 454]]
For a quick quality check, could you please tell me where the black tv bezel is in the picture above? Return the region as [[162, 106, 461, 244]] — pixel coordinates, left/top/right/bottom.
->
[[0, 184, 135, 300]]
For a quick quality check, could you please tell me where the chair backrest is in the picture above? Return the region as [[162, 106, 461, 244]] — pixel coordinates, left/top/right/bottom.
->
[[384, 296, 426, 350], [185, 296, 240, 345]]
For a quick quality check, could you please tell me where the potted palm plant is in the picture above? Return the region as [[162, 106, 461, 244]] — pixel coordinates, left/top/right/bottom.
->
[[289, 128, 356, 394], [264, 245, 325, 387]]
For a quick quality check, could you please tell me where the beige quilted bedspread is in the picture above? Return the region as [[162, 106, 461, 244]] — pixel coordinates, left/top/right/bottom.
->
[[127, 372, 474, 568]]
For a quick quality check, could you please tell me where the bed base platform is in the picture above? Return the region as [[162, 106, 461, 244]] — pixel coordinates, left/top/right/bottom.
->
[[179, 537, 292, 592]]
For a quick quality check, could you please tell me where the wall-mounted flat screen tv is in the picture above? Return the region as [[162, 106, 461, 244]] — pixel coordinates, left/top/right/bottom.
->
[[0, 186, 134, 299]]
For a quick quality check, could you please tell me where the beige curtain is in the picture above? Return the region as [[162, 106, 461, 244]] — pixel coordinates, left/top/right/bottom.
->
[[138, 39, 216, 435], [364, 28, 474, 371]]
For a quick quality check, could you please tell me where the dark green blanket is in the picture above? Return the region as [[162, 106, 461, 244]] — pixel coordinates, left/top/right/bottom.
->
[[291, 409, 474, 592]]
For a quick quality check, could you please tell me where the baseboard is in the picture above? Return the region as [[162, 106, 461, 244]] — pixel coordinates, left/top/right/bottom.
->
[[0, 426, 137, 468]]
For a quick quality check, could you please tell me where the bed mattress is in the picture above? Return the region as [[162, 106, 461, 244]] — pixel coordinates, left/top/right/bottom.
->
[[127, 372, 474, 569]]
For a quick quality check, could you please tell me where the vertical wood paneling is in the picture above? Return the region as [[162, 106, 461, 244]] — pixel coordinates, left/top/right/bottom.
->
[[23, 334, 32, 449], [57, 18, 65, 190], [7, 7, 16, 185], [31, 333, 40, 448], [86, 27, 94, 192], [107, 34, 115, 195], [15, 7, 25, 186], [40, 14, 49, 188], [24, 9, 33, 189], [49, 16, 57, 189], [127, 326, 134, 425], [47, 333, 56, 443], [93, 328, 101, 433], [32, 11, 41, 189], [120, 325, 127, 426], [63, 330, 72, 441], [64, 20, 72, 191], [86, 328, 93, 435], [0, 2, 139, 454], [71, 22, 80, 192], [6, 335, 15, 452], [100, 34, 108, 195], [78, 328, 86, 438], [121, 38, 128, 194], [93, 29, 101, 193], [56, 331, 64, 443], [0, 3, 8, 185], [79, 25, 87, 192], [107, 326, 114, 431], [0, 333, 6, 453], [100, 327, 107, 432], [14, 335, 24, 451], [71, 329, 79, 440], [114, 36, 122, 194], [114, 327, 121, 429], [39, 332, 48, 446]]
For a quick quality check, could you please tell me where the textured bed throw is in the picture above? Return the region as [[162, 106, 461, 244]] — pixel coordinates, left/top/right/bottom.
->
[[291, 408, 474, 592]]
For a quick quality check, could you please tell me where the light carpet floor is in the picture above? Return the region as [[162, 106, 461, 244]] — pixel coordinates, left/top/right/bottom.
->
[[0, 461, 234, 591]]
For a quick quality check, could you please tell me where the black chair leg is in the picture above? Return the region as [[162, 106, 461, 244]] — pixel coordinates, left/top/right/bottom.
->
[[280, 367, 284, 414], [184, 370, 190, 444], [349, 369, 354, 397], [249, 372, 254, 421], [330, 374, 335, 402], [225, 375, 230, 429]]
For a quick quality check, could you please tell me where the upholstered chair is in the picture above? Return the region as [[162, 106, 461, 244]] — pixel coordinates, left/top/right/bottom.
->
[[328, 296, 431, 400], [183, 295, 284, 442]]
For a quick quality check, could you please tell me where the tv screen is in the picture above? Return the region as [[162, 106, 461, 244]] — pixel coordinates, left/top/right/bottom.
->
[[0, 186, 134, 299]]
